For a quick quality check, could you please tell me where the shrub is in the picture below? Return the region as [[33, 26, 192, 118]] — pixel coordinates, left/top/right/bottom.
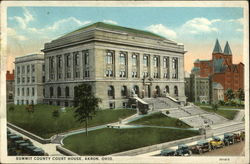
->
[[8, 106, 15, 112]]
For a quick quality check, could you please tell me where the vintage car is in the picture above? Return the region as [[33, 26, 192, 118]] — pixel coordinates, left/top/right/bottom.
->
[[175, 144, 192, 156], [240, 131, 245, 141], [191, 140, 211, 154], [210, 136, 224, 149], [233, 133, 242, 143], [223, 133, 235, 146], [160, 148, 176, 156]]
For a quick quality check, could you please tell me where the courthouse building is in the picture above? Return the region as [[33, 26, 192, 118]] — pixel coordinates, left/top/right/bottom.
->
[[42, 22, 186, 108], [14, 54, 45, 105]]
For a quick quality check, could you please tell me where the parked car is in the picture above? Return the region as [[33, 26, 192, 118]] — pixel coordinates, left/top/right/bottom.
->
[[210, 136, 224, 149], [240, 131, 245, 141], [223, 133, 235, 146], [191, 140, 211, 154], [233, 133, 242, 143], [160, 148, 176, 156], [175, 144, 192, 156]]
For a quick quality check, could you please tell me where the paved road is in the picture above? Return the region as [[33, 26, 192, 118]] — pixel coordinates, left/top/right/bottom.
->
[[199, 141, 245, 156]]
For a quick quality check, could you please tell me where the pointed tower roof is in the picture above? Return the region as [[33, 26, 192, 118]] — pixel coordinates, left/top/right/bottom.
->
[[223, 41, 232, 55], [213, 39, 223, 54]]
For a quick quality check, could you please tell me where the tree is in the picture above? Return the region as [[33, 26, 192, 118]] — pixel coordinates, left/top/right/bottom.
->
[[237, 88, 245, 105], [225, 88, 235, 101], [8, 106, 15, 112], [52, 109, 60, 135], [211, 103, 219, 112], [74, 84, 102, 136]]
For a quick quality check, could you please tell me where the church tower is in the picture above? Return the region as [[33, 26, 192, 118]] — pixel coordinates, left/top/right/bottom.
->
[[223, 41, 233, 65]]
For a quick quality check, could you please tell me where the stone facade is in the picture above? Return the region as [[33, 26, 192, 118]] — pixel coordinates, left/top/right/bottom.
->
[[42, 22, 186, 108], [212, 82, 224, 102], [185, 74, 212, 104], [6, 70, 15, 103], [14, 54, 45, 105]]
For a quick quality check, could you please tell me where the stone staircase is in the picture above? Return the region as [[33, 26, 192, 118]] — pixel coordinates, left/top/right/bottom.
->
[[143, 97, 180, 110]]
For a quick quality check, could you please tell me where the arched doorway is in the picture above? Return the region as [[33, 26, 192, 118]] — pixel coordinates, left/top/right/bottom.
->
[[133, 85, 139, 96], [108, 85, 115, 99], [165, 85, 169, 94], [174, 86, 178, 96]]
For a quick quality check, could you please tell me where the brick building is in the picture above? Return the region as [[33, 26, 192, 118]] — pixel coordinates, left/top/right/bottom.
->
[[191, 39, 244, 92], [6, 70, 15, 103]]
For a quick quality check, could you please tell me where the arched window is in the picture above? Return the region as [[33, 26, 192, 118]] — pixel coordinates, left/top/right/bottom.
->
[[57, 87, 61, 97], [65, 86, 70, 97], [121, 86, 127, 97], [174, 86, 178, 96], [133, 85, 139, 95], [165, 85, 169, 94], [50, 87, 53, 98], [108, 86, 115, 98]]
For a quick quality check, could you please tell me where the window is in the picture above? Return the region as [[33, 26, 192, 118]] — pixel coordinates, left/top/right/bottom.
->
[[120, 53, 126, 65], [132, 54, 138, 66], [31, 64, 35, 72], [58, 55, 62, 68], [106, 70, 113, 77], [84, 51, 89, 65], [106, 51, 113, 64], [50, 87, 53, 97], [67, 72, 71, 78], [22, 66, 25, 73], [174, 86, 178, 96], [17, 66, 20, 74], [22, 77, 25, 83], [42, 76, 45, 82], [66, 54, 71, 67], [163, 57, 169, 68], [42, 64, 45, 71], [121, 86, 127, 97], [172, 57, 178, 79], [85, 70, 90, 77], [165, 86, 169, 93], [153, 73, 159, 78], [143, 72, 149, 78], [17, 77, 20, 84], [32, 76, 35, 83], [17, 88, 20, 96], [108, 86, 115, 98], [153, 56, 159, 67], [27, 77, 30, 83], [27, 65, 30, 73], [57, 87, 61, 97], [65, 86, 70, 97], [163, 73, 169, 79], [119, 71, 126, 78], [32, 88, 35, 96], [22, 88, 24, 96], [143, 55, 149, 67], [74, 52, 79, 66], [26, 88, 29, 96]]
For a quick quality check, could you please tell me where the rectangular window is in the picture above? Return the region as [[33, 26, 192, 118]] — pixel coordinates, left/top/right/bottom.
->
[[27, 65, 30, 73], [154, 73, 159, 78], [143, 72, 149, 78], [32, 88, 35, 96], [22, 88, 24, 96], [66, 54, 71, 67], [17, 77, 20, 84], [106, 51, 113, 64], [17, 88, 20, 96], [84, 51, 89, 65], [163, 57, 169, 68], [132, 54, 138, 66], [132, 72, 138, 78], [27, 77, 30, 83], [42, 64, 45, 71], [22, 77, 25, 83], [42, 76, 45, 82], [31, 64, 35, 72], [32, 76, 35, 83], [153, 56, 159, 67], [120, 53, 126, 65], [143, 55, 149, 67], [17, 66, 20, 74], [85, 70, 90, 77], [74, 52, 79, 66], [22, 66, 25, 73], [58, 55, 62, 68], [27, 88, 29, 96]]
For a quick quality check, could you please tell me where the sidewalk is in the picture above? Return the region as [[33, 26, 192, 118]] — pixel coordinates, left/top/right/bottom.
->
[[9, 128, 63, 156]]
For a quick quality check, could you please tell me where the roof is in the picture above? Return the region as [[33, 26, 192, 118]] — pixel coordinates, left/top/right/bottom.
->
[[223, 41, 232, 55], [62, 22, 166, 39], [213, 39, 223, 54], [213, 58, 226, 73]]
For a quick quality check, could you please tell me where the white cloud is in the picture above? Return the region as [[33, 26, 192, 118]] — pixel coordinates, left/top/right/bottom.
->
[[7, 27, 27, 41], [146, 24, 176, 39], [103, 20, 118, 25], [180, 17, 218, 34], [10, 7, 34, 29]]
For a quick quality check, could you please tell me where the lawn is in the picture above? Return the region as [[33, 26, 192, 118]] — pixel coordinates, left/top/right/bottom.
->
[[7, 104, 136, 138], [199, 106, 239, 120], [63, 127, 199, 155], [129, 112, 191, 128]]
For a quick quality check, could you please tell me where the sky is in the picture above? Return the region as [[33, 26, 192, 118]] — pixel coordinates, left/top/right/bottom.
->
[[6, 7, 244, 72]]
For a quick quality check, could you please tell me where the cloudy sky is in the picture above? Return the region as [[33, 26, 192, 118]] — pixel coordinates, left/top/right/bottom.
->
[[7, 7, 244, 72]]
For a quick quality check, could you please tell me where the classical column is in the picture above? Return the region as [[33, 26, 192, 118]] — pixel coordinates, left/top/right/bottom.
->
[[149, 54, 154, 78], [79, 51, 83, 79], [54, 56, 58, 81], [169, 57, 173, 80], [62, 54, 65, 80], [71, 53, 74, 80], [159, 55, 163, 79], [139, 53, 143, 78]]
